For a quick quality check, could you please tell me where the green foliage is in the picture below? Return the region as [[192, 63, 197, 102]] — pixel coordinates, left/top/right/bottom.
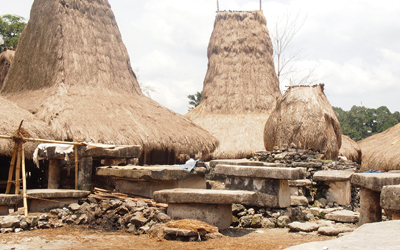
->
[[0, 14, 26, 50], [187, 91, 202, 111], [333, 105, 400, 141]]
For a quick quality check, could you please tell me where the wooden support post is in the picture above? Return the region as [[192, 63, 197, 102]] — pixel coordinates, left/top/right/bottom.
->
[[48, 159, 61, 189], [14, 145, 22, 195], [75, 145, 79, 190], [6, 143, 18, 194], [21, 145, 28, 216], [78, 155, 93, 191]]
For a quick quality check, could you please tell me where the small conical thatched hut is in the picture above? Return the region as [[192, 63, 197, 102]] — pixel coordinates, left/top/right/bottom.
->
[[264, 84, 342, 159], [358, 123, 400, 171], [339, 134, 362, 164], [0, 97, 56, 158], [0, 50, 15, 90], [1, 0, 218, 164], [186, 11, 281, 159]]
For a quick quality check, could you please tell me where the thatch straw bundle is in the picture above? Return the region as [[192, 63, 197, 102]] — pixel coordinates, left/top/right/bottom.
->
[[1, 0, 218, 160], [339, 135, 362, 164], [358, 123, 400, 171], [0, 97, 56, 158], [0, 50, 15, 90], [264, 84, 342, 159], [186, 11, 281, 159]]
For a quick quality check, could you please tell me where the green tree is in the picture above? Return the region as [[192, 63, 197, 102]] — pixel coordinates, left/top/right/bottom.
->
[[187, 91, 202, 111], [0, 14, 26, 50]]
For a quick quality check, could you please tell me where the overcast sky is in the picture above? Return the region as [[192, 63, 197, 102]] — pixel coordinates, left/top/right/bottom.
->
[[2, 0, 400, 114]]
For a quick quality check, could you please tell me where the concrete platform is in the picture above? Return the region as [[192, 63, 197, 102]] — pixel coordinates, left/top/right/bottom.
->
[[27, 189, 90, 212], [214, 164, 305, 180], [351, 172, 400, 192], [314, 170, 354, 206], [0, 194, 22, 215], [153, 188, 278, 230], [381, 184, 400, 219], [96, 165, 206, 198], [286, 220, 400, 250]]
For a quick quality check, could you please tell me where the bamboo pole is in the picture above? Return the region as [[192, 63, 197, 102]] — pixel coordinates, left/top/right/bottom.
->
[[14, 145, 22, 195], [74, 145, 79, 190], [0, 135, 86, 146], [5, 143, 19, 194], [21, 144, 28, 216]]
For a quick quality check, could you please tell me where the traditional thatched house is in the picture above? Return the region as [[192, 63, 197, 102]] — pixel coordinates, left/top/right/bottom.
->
[[1, 0, 218, 164], [358, 123, 400, 171], [0, 50, 15, 90], [186, 11, 281, 159], [264, 84, 342, 159], [339, 134, 362, 164]]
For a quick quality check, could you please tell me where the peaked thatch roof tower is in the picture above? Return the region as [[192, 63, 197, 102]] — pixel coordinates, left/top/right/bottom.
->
[[0, 50, 15, 90], [0, 97, 56, 158], [358, 123, 400, 171], [1, 0, 218, 163], [186, 11, 281, 159], [264, 84, 342, 159], [339, 134, 362, 164]]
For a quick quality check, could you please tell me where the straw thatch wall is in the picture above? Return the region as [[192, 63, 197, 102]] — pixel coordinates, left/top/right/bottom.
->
[[0, 97, 56, 158], [1, 0, 218, 161], [339, 134, 362, 164], [264, 84, 342, 159], [0, 50, 15, 90], [186, 11, 281, 159], [358, 123, 400, 171]]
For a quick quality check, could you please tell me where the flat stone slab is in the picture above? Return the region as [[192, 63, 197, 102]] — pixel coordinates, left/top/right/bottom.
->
[[286, 220, 400, 250], [381, 184, 400, 213], [96, 166, 192, 181], [27, 189, 90, 199], [209, 159, 265, 168], [153, 188, 276, 207], [288, 222, 319, 232], [214, 164, 305, 180], [289, 179, 312, 187], [317, 224, 355, 236], [325, 210, 359, 223], [0, 194, 22, 205], [351, 173, 400, 191], [313, 170, 354, 182], [290, 196, 309, 206]]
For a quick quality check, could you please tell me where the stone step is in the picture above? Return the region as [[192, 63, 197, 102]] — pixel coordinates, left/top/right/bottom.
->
[[313, 170, 354, 182]]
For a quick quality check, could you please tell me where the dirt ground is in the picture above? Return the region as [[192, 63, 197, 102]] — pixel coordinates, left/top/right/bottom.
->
[[0, 226, 334, 250]]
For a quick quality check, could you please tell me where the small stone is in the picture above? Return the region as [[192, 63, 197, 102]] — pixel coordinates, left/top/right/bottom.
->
[[325, 210, 359, 223], [39, 214, 49, 221], [239, 215, 252, 228], [37, 221, 50, 229], [288, 222, 319, 232], [237, 211, 247, 217], [291, 196, 309, 206], [261, 218, 275, 228], [1, 228, 14, 234], [25, 216, 38, 227], [0, 216, 20, 228], [277, 216, 290, 228], [130, 212, 148, 226], [250, 214, 263, 228], [116, 206, 130, 216], [318, 225, 355, 236], [75, 214, 89, 225], [156, 213, 171, 223], [205, 232, 223, 240], [136, 200, 148, 208], [247, 208, 255, 215], [68, 203, 81, 212], [14, 228, 23, 233]]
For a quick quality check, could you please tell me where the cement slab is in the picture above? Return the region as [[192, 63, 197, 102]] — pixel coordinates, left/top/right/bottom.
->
[[96, 166, 191, 181], [209, 159, 264, 168], [351, 173, 400, 191], [214, 164, 305, 180], [286, 220, 400, 250], [288, 179, 312, 187], [27, 189, 90, 199], [0, 194, 22, 205], [153, 188, 278, 207], [313, 170, 354, 182]]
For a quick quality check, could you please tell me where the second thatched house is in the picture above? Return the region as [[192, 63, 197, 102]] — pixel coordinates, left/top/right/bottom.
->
[[1, 0, 218, 164], [0, 49, 15, 90], [358, 123, 400, 171], [339, 134, 362, 164], [186, 10, 281, 159], [264, 84, 342, 159]]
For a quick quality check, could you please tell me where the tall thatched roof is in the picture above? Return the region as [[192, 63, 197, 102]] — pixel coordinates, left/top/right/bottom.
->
[[264, 84, 342, 159], [358, 123, 400, 171], [339, 134, 362, 164], [0, 97, 56, 158], [0, 50, 15, 90], [1, 0, 218, 158], [186, 11, 281, 159]]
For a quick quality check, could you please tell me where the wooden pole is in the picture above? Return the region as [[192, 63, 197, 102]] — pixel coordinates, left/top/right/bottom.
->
[[21, 144, 28, 216], [0, 135, 86, 146], [5, 143, 18, 194], [14, 144, 22, 195], [75, 145, 79, 190]]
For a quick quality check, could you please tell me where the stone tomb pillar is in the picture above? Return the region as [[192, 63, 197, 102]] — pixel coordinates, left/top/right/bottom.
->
[[359, 188, 381, 225], [78, 156, 93, 191], [48, 159, 61, 189]]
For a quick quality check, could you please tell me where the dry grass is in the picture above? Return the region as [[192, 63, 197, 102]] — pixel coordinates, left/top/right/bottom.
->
[[1, 0, 218, 159], [0, 50, 15, 90], [186, 11, 281, 159], [339, 134, 362, 164], [358, 123, 400, 171], [264, 84, 342, 159]]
